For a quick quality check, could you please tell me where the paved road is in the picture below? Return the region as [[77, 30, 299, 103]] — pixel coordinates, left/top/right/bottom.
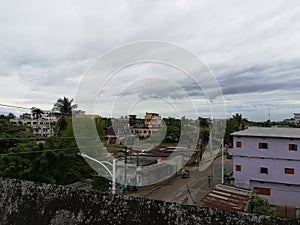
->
[[128, 155, 233, 205]]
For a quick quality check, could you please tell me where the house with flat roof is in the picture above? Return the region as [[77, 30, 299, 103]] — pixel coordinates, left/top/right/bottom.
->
[[294, 113, 300, 123], [231, 127, 300, 207]]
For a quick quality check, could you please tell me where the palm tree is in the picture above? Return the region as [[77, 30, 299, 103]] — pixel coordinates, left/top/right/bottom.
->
[[31, 107, 44, 135], [52, 97, 78, 133], [53, 97, 78, 115], [31, 108, 44, 120]]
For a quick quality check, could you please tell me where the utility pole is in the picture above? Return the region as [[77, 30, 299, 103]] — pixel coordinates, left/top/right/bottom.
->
[[221, 138, 224, 184], [112, 158, 116, 194], [124, 151, 127, 192], [209, 119, 214, 180], [185, 182, 195, 204]]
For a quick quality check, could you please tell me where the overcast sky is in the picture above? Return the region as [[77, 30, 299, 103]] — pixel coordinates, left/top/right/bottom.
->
[[1, 0, 300, 121]]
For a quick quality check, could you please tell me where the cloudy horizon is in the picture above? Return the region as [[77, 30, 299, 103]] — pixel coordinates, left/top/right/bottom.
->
[[1, 0, 300, 121]]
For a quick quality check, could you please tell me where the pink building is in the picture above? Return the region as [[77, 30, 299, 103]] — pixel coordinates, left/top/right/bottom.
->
[[231, 127, 300, 207]]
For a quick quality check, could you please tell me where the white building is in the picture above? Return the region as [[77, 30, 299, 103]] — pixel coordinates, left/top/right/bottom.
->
[[294, 113, 300, 123], [11, 111, 57, 137]]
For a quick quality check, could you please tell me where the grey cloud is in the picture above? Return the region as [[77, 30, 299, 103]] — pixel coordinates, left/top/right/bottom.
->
[[1, 0, 300, 120], [220, 63, 300, 95]]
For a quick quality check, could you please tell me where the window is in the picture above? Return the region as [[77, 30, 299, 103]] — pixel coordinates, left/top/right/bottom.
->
[[289, 144, 297, 151], [254, 187, 271, 196], [236, 165, 241, 171], [260, 167, 268, 174], [236, 141, 242, 148], [259, 143, 268, 149], [285, 168, 295, 175]]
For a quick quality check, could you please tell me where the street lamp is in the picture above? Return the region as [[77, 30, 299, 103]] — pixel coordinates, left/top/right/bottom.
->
[[78, 153, 116, 194]]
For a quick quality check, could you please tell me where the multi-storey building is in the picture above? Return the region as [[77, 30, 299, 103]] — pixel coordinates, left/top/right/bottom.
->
[[144, 112, 161, 128], [232, 127, 300, 207], [11, 111, 56, 137]]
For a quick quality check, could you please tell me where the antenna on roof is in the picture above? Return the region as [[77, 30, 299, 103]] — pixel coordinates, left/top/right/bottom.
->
[[268, 107, 271, 121]]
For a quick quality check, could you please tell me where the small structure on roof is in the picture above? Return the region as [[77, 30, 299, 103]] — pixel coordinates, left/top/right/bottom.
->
[[196, 184, 251, 212]]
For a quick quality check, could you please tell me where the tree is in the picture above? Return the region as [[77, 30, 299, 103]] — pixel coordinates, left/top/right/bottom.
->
[[7, 113, 16, 120], [0, 117, 32, 153], [0, 112, 104, 187], [52, 97, 77, 134], [53, 97, 78, 115], [163, 117, 181, 143], [250, 193, 276, 217], [31, 108, 44, 120], [31, 107, 44, 136], [42, 116, 96, 184], [225, 114, 249, 145]]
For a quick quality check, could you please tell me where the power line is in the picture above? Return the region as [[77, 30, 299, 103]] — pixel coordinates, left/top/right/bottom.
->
[[0, 103, 31, 110], [0, 132, 196, 141], [0, 145, 100, 156], [0, 102, 197, 119], [0, 103, 70, 115], [0, 136, 106, 141]]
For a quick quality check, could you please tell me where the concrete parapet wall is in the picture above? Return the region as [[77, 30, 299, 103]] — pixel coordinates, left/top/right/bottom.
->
[[0, 177, 299, 225]]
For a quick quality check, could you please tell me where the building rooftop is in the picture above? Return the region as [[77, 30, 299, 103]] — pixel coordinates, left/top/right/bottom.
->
[[145, 112, 159, 116], [232, 127, 300, 139], [196, 184, 251, 212]]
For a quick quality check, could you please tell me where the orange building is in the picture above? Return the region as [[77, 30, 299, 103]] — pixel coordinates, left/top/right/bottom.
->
[[144, 112, 161, 128]]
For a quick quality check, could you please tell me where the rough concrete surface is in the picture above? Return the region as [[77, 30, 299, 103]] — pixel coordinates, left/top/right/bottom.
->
[[0, 177, 299, 225]]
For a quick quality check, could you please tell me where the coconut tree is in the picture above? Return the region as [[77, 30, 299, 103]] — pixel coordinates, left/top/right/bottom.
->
[[31, 107, 44, 136], [53, 97, 78, 115], [31, 107, 44, 120], [52, 97, 77, 134]]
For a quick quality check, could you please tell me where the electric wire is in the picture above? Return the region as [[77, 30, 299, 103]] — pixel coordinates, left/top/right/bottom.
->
[[0, 145, 100, 156], [0, 103, 73, 115]]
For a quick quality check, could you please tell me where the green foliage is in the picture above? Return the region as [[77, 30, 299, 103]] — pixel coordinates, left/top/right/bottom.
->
[[7, 113, 16, 119], [92, 176, 110, 191], [225, 114, 249, 145], [104, 144, 126, 150], [163, 117, 181, 143], [31, 108, 44, 120], [53, 97, 78, 115], [199, 117, 209, 128], [40, 116, 95, 184], [0, 118, 32, 153], [250, 193, 277, 217], [0, 142, 41, 181], [95, 117, 106, 141], [0, 113, 108, 186], [53, 97, 77, 134]]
